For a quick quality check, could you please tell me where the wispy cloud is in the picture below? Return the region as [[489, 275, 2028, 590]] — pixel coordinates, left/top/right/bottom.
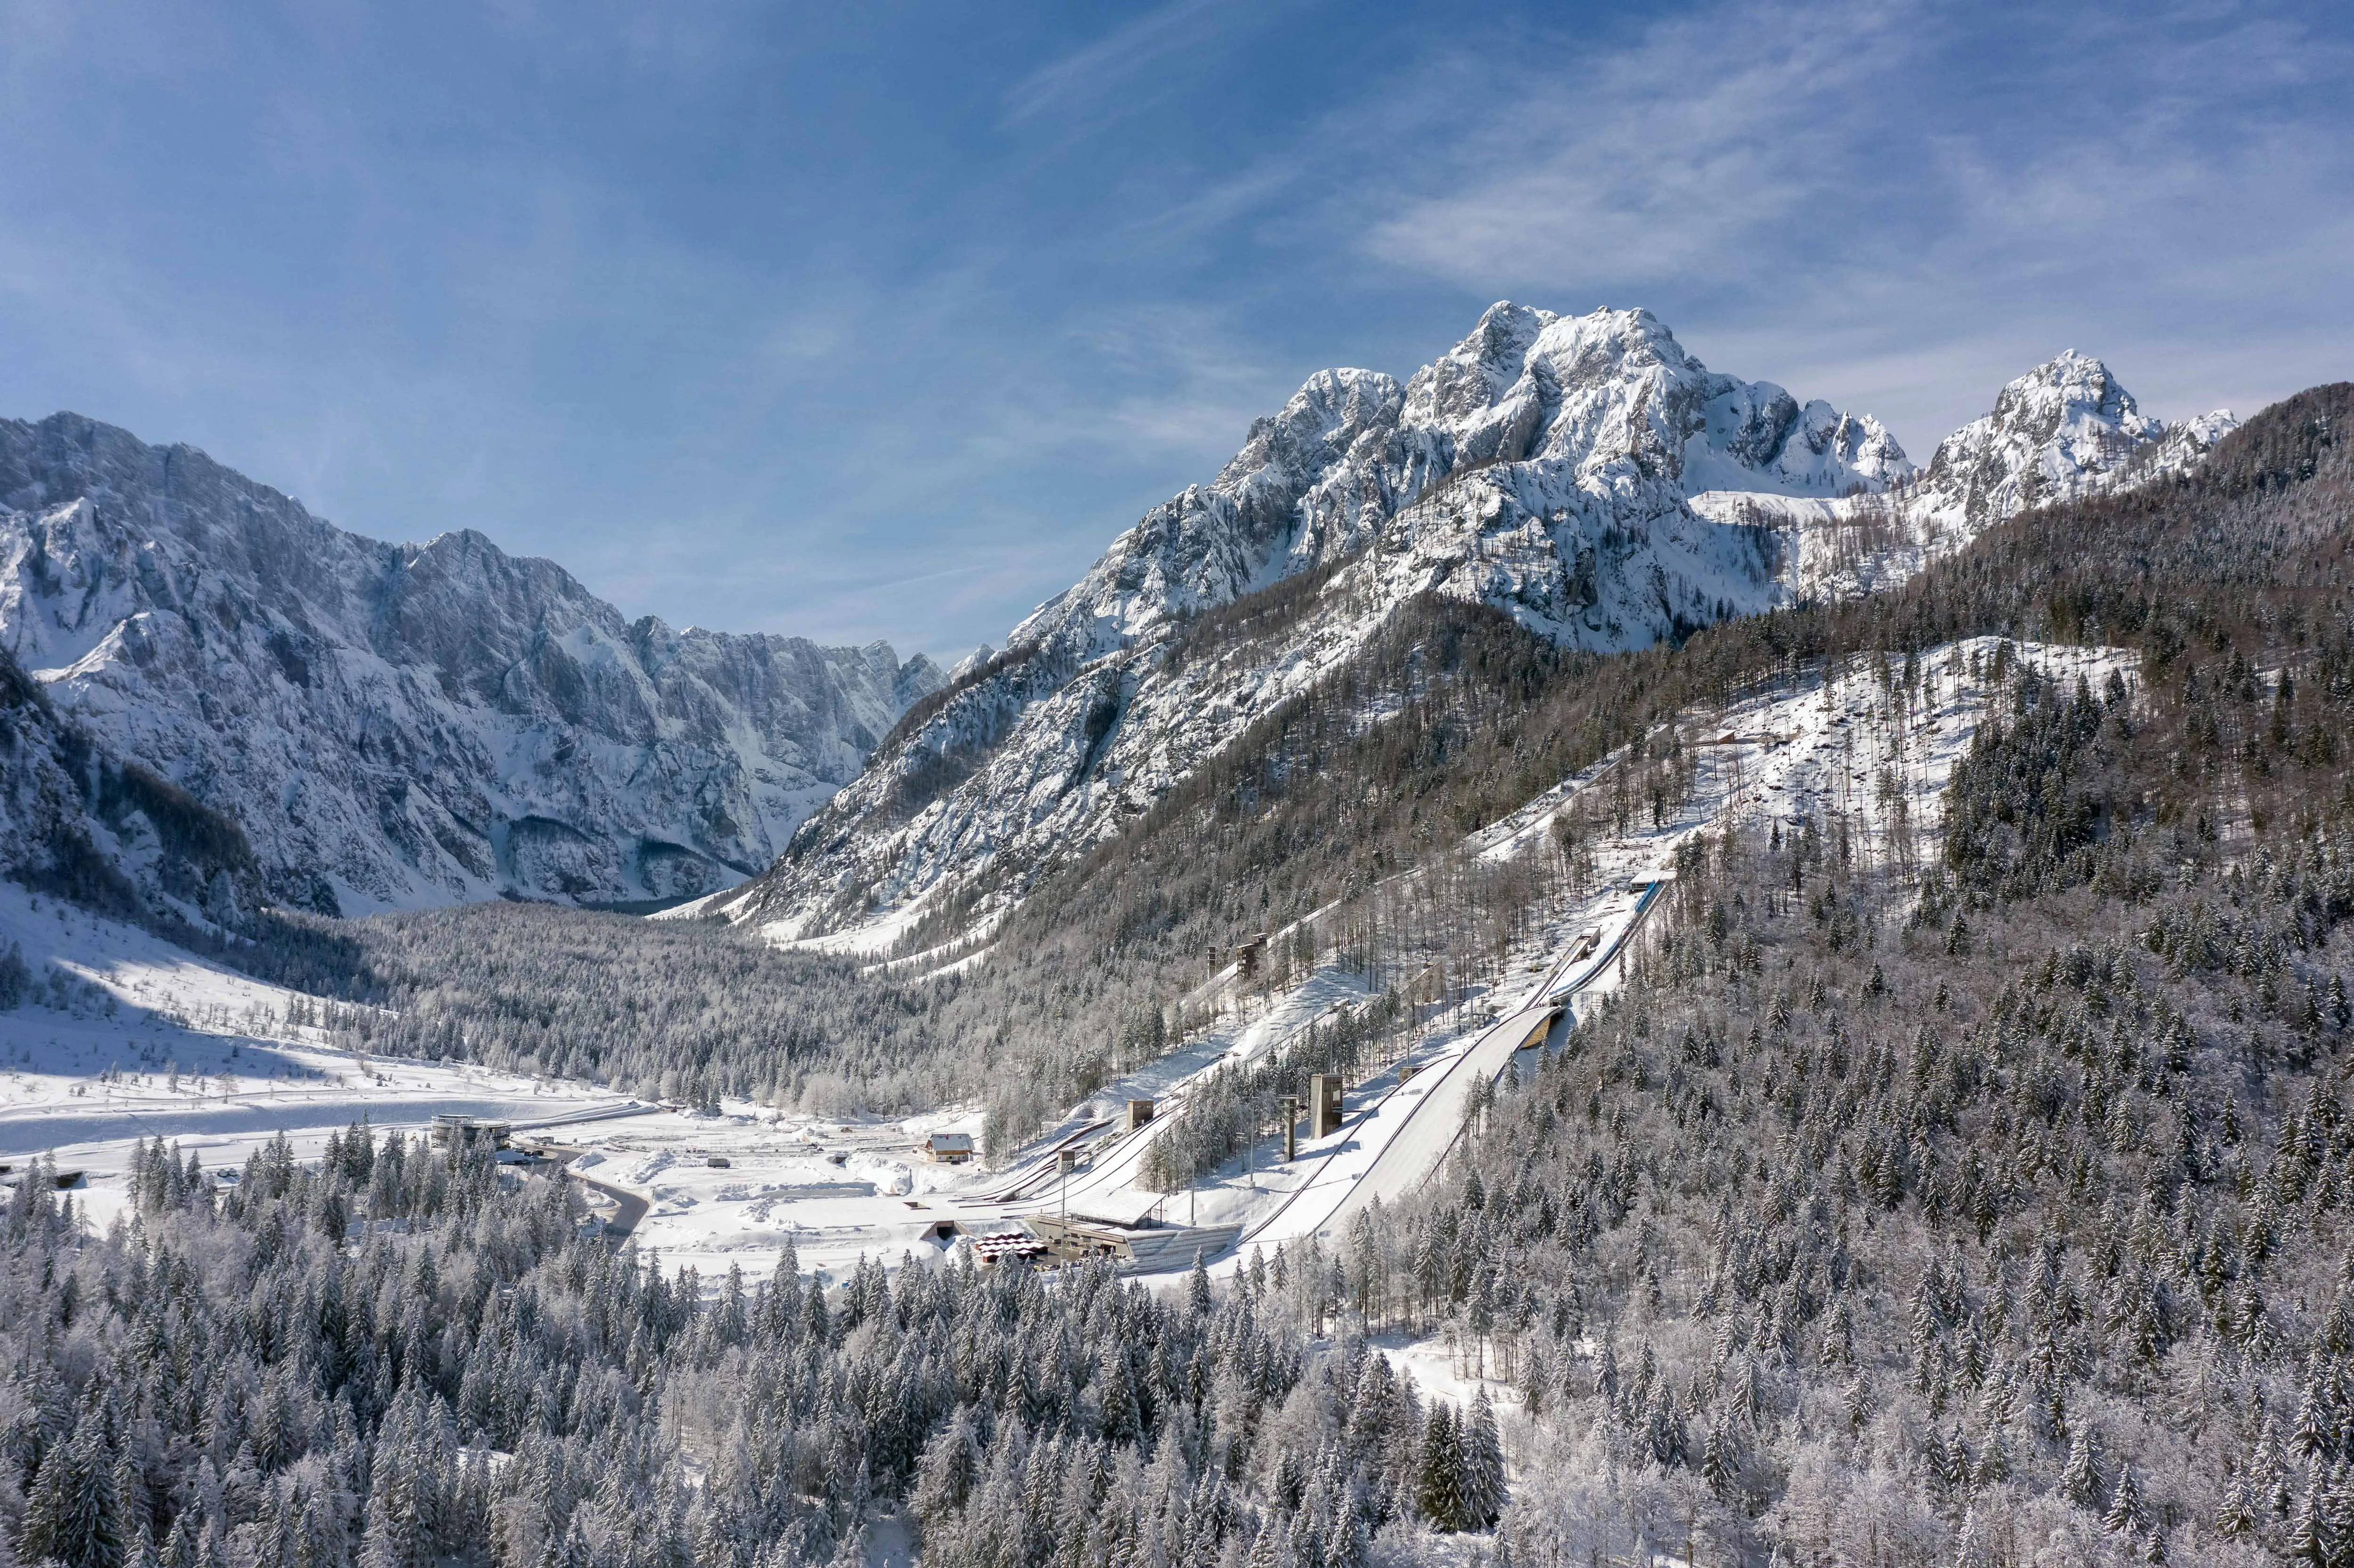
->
[[1359, 0, 1921, 294], [0, 234, 268, 403], [1003, 0, 1241, 126], [1075, 304, 1296, 454], [1227, 0, 2354, 450]]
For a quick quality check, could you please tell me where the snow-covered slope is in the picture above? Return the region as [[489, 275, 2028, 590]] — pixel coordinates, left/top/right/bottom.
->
[[0, 641, 263, 928], [726, 303, 1919, 943], [1692, 351, 2237, 601], [0, 414, 944, 914]]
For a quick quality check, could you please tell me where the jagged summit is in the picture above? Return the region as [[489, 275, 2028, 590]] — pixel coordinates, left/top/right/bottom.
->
[[1690, 351, 2239, 602], [0, 411, 944, 914], [1009, 302, 1912, 662], [1912, 349, 2233, 525]]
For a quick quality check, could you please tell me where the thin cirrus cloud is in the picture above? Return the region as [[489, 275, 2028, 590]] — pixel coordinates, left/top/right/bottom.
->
[[1002, 0, 1241, 126], [1360, 2, 1919, 294]]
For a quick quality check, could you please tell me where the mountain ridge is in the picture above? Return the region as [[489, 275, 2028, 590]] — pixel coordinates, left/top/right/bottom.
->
[[0, 316, 2242, 936], [0, 411, 944, 915]]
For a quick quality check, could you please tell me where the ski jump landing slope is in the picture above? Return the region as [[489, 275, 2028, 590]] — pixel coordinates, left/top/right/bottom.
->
[[1236, 877, 1666, 1254]]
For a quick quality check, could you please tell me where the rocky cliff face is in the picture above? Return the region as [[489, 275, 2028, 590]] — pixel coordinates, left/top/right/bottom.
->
[[723, 303, 1924, 944], [1690, 350, 2238, 603], [1909, 349, 2233, 525], [0, 414, 943, 914]]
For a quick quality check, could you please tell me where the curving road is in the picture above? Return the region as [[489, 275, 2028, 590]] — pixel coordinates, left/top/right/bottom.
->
[[574, 1172, 649, 1239]]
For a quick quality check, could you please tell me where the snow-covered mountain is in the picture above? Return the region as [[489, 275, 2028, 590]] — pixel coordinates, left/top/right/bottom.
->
[[721, 303, 1926, 943], [0, 414, 944, 915], [998, 304, 1911, 664], [724, 311, 2240, 949], [1691, 350, 2237, 600], [0, 640, 265, 929]]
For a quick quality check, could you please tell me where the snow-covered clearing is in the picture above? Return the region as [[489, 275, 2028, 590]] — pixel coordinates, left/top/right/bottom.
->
[[0, 881, 628, 1230]]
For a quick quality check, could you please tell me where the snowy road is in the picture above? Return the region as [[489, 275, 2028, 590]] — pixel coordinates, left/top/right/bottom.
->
[[0, 1092, 601, 1158]]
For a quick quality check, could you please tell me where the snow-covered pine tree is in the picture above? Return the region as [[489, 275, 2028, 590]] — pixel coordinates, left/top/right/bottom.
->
[[910, 1409, 976, 1539], [2062, 1427, 2105, 1509], [2103, 1463, 2145, 1535], [1461, 1393, 1505, 1528], [2286, 1464, 2326, 1566], [359, 1425, 430, 1568], [35, 1417, 125, 1568], [1701, 1420, 1735, 1497], [1416, 1403, 1465, 1532]]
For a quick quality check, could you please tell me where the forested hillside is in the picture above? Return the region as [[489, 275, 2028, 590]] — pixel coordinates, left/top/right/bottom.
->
[[1342, 385, 2354, 1564], [0, 1128, 1461, 1568], [5, 384, 2348, 1568]]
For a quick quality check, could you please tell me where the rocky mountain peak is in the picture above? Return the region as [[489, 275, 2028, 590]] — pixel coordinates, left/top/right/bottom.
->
[[1916, 352, 2234, 527], [732, 300, 1927, 943]]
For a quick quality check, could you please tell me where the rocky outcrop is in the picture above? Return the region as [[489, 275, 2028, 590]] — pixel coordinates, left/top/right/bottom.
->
[[1909, 350, 2232, 526], [1690, 351, 2237, 602]]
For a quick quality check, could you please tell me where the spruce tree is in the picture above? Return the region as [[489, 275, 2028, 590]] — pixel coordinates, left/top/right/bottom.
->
[[911, 1411, 977, 1537], [159, 1510, 201, 1568], [1701, 1420, 1735, 1497], [1096, 1349, 1141, 1446], [1416, 1404, 1465, 1532], [1461, 1393, 1505, 1528], [2062, 1428, 2104, 1508], [43, 1420, 124, 1568], [359, 1434, 428, 1568], [2287, 1465, 2326, 1567], [19, 1442, 69, 1566], [2104, 1463, 2145, 1535]]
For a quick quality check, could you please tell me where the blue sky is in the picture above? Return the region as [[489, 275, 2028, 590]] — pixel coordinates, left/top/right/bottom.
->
[[3, 0, 2349, 663]]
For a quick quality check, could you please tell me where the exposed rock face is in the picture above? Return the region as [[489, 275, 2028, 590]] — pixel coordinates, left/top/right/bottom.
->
[[0, 638, 263, 929], [0, 414, 943, 914], [726, 303, 1921, 943], [1910, 350, 2232, 526], [1691, 351, 2238, 602]]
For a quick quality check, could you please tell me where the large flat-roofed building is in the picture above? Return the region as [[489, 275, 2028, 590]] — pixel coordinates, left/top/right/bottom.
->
[[1024, 1215, 1242, 1273]]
